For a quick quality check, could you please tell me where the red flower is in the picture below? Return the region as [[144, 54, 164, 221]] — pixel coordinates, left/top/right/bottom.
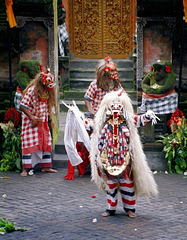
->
[[165, 65, 171, 73], [167, 108, 184, 129], [104, 56, 110, 61], [170, 142, 177, 145], [150, 66, 153, 71], [3, 107, 20, 128], [40, 64, 45, 71], [103, 66, 111, 74], [23, 68, 27, 72]]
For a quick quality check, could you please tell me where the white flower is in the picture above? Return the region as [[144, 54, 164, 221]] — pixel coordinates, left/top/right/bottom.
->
[[92, 218, 97, 223], [28, 170, 34, 176], [0, 123, 7, 131]]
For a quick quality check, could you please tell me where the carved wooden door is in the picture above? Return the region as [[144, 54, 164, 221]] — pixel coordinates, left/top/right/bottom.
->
[[69, 0, 134, 59]]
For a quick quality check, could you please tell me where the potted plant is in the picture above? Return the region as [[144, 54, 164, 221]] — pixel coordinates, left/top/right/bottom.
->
[[0, 107, 22, 172], [157, 109, 187, 174]]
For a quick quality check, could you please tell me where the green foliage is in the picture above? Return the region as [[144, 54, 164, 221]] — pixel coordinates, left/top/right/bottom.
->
[[0, 122, 22, 172], [16, 60, 41, 90], [3, 100, 10, 109], [0, 110, 6, 122], [16, 71, 30, 90], [0, 218, 27, 235], [157, 117, 187, 174], [19, 60, 41, 79]]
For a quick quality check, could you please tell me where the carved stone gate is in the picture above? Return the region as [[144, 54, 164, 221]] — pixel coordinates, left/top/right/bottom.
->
[[69, 0, 135, 59]]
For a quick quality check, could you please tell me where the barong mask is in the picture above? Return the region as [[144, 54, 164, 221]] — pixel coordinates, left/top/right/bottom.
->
[[106, 102, 123, 155], [41, 68, 56, 90]]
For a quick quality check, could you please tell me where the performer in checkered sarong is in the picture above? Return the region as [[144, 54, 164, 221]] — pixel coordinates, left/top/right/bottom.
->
[[90, 90, 159, 218], [20, 68, 57, 177], [84, 57, 123, 115], [64, 57, 124, 180]]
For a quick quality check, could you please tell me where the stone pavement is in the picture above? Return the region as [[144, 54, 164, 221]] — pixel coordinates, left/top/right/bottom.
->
[[0, 169, 187, 240]]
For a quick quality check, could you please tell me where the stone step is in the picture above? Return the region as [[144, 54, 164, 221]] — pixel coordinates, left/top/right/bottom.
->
[[70, 78, 135, 90], [70, 58, 133, 69], [60, 98, 138, 113], [52, 153, 68, 169], [70, 67, 134, 79], [63, 89, 137, 102], [60, 100, 88, 112]]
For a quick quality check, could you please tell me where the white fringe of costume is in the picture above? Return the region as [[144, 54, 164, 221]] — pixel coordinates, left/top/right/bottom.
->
[[90, 90, 158, 202]]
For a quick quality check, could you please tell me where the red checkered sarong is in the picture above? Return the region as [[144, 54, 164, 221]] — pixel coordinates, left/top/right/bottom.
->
[[20, 86, 52, 155]]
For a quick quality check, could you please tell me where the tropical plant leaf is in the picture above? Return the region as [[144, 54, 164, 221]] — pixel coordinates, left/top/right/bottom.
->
[[175, 165, 183, 174]]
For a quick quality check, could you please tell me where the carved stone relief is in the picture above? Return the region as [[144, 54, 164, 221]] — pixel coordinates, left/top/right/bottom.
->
[[16, 16, 55, 74]]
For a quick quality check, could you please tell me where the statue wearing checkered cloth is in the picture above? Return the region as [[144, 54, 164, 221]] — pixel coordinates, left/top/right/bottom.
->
[[140, 60, 178, 114]]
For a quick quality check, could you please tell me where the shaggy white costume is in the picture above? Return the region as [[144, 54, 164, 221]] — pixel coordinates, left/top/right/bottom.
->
[[90, 90, 158, 202]]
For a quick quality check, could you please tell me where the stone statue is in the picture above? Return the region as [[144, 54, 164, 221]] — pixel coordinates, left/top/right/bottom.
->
[[140, 60, 178, 115], [141, 60, 176, 94]]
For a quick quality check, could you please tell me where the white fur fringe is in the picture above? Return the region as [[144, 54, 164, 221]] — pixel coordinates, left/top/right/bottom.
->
[[90, 90, 158, 201]]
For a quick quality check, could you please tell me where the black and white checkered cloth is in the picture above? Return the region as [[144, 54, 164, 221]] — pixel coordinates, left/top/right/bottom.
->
[[14, 91, 23, 113], [58, 23, 69, 57], [139, 92, 178, 114]]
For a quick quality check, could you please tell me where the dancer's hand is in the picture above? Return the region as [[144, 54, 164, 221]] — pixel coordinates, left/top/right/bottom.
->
[[145, 110, 160, 125]]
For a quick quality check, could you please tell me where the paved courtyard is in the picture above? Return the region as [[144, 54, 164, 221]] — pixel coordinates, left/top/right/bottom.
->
[[0, 169, 186, 240]]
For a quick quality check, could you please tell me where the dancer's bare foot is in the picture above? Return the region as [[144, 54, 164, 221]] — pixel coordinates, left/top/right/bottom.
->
[[41, 168, 57, 173], [126, 211, 137, 218], [20, 169, 28, 177], [102, 212, 111, 217]]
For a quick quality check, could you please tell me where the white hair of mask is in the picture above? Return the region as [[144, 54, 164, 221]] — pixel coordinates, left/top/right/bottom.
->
[[90, 89, 159, 200], [94, 90, 134, 133]]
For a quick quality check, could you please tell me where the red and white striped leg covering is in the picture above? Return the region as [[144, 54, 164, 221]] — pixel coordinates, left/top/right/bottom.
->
[[106, 177, 136, 212], [119, 178, 136, 212], [106, 180, 118, 211]]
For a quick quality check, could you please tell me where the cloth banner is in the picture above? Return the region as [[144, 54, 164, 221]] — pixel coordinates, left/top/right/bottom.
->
[[5, 0, 17, 28], [139, 92, 178, 114], [58, 23, 69, 57], [183, 0, 187, 22]]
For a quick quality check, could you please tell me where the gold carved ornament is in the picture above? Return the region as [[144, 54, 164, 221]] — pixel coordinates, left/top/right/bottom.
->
[[69, 0, 134, 59]]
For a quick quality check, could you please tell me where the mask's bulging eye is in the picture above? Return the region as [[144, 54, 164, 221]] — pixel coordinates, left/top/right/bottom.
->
[[46, 76, 51, 83]]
